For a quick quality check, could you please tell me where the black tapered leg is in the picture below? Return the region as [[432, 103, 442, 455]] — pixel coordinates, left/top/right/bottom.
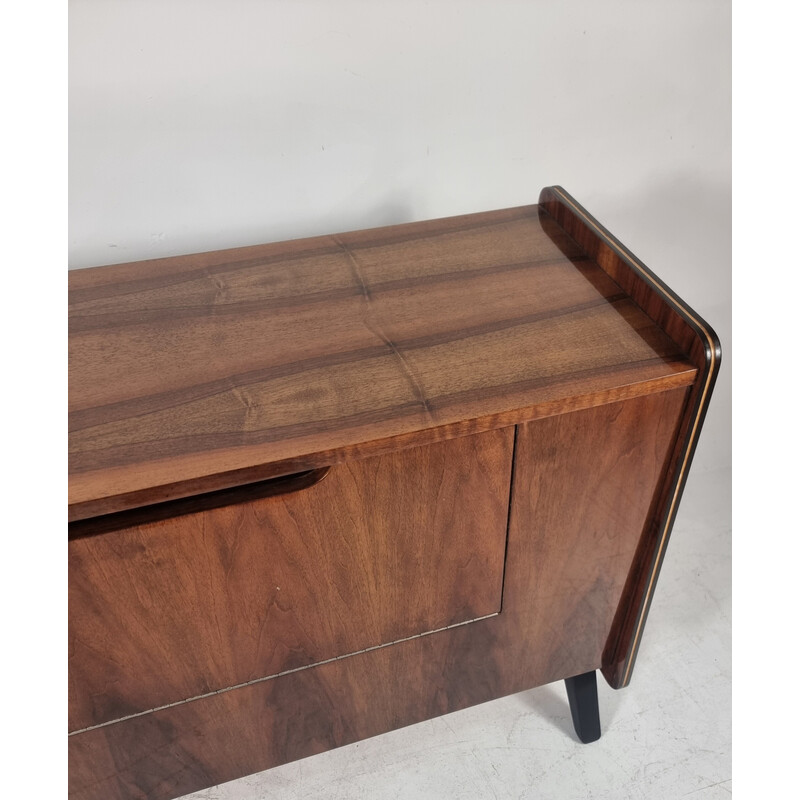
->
[[564, 670, 601, 743]]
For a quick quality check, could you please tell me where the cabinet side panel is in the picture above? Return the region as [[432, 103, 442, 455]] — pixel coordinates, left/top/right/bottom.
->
[[537, 186, 721, 687]]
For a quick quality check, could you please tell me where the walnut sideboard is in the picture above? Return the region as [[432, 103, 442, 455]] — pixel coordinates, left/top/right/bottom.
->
[[68, 186, 720, 800]]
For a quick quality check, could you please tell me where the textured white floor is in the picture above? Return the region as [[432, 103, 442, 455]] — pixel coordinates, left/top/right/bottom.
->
[[184, 467, 731, 800]]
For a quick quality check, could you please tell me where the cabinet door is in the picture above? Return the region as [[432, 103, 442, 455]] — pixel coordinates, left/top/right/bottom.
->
[[69, 427, 514, 732]]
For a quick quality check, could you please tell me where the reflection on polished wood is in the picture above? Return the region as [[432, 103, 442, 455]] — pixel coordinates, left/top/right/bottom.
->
[[69, 203, 695, 521]]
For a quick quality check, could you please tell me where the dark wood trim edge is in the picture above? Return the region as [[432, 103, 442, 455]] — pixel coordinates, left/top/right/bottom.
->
[[68, 467, 331, 539], [498, 424, 519, 613], [538, 185, 722, 689]]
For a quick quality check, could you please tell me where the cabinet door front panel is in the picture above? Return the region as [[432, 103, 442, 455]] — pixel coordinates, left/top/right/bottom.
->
[[69, 390, 690, 800], [68, 427, 514, 732]]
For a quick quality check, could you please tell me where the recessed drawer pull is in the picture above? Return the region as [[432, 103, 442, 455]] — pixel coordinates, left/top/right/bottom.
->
[[68, 466, 331, 540]]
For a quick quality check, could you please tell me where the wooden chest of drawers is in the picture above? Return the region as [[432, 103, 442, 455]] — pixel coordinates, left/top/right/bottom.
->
[[68, 186, 720, 800]]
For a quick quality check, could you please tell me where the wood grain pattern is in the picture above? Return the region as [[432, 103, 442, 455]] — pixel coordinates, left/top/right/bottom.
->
[[69, 205, 696, 520], [67, 190, 721, 800], [68, 390, 687, 800], [536, 187, 722, 688], [69, 427, 513, 733]]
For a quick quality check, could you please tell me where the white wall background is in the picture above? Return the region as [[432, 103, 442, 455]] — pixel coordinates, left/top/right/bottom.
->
[[69, 0, 731, 472]]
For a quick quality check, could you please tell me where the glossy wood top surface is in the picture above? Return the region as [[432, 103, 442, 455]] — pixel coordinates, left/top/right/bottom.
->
[[69, 200, 696, 519]]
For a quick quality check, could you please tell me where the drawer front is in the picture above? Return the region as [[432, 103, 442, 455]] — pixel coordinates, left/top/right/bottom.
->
[[69, 427, 514, 732]]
